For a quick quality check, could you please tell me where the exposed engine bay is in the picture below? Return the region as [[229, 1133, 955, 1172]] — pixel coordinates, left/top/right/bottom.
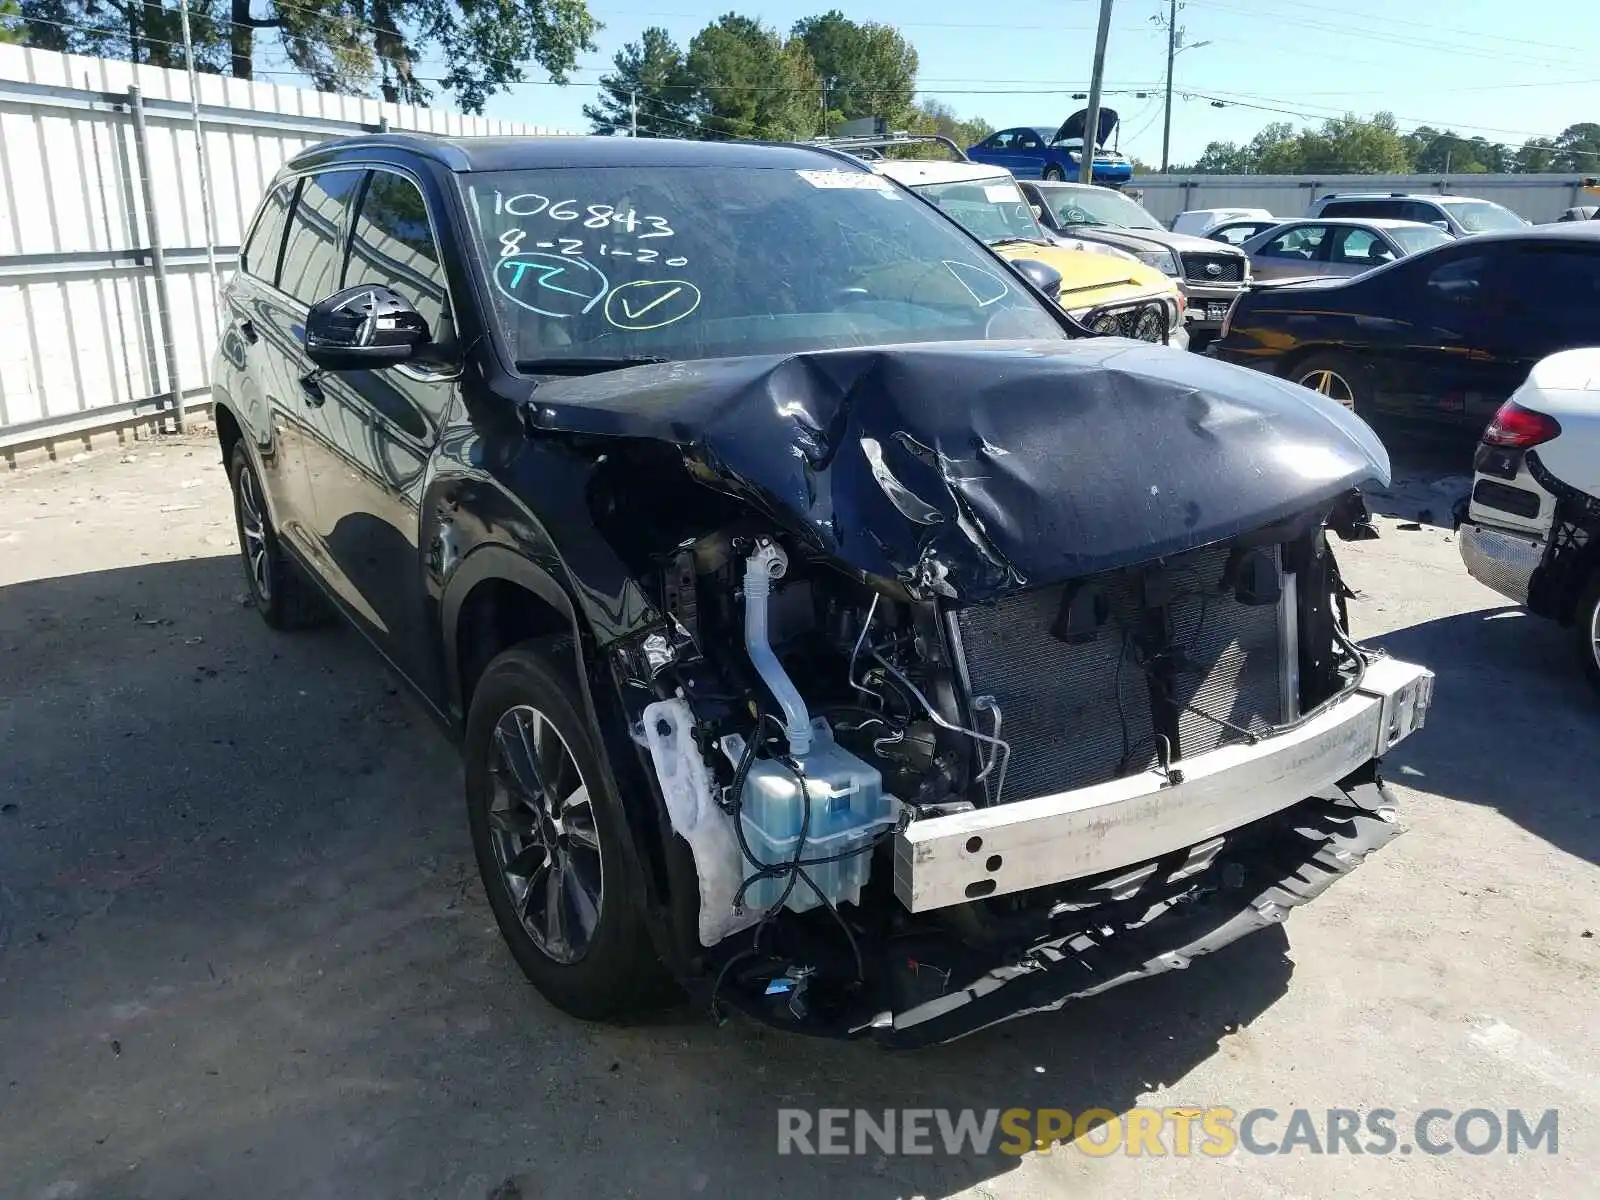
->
[[612, 485, 1429, 1044]]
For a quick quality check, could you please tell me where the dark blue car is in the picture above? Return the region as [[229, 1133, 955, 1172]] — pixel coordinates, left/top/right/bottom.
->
[[967, 108, 1134, 185]]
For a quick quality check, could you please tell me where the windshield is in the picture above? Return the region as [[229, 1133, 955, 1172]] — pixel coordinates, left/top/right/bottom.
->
[[462, 167, 1064, 367], [1439, 200, 1528, 233], [908, 177, 1048, 245], [1039, 187, 1164, 230], [1387, 224, 1454, 254]]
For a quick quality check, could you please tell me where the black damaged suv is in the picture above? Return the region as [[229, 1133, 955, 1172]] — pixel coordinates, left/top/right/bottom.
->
[[214, 133, 1431, 1046]]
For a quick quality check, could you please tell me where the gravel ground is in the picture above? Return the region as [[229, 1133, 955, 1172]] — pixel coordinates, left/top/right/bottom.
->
[[0, 432, 1595, 1200]]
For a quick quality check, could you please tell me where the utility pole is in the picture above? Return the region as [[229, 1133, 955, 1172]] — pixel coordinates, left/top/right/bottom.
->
[[630, 89, 638, 137], [1080, 0, 1114, 183], [1161, 0, 1178, 173]]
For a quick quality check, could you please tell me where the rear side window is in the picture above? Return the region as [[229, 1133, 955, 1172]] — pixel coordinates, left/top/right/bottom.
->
[[1401, 201, 1444, 224], [1330, 227, 1395, 265], [1322, 200, 1406, 220], [241, 183, 292, 281], [344, 170, 450, 336], [1493, 248, 1600, 313], [1260, 225, 1327, 259], [278, 169, 366, 306]]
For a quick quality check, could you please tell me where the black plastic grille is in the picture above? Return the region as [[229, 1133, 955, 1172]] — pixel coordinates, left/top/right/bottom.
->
[[1181, 253, 1245, 284]]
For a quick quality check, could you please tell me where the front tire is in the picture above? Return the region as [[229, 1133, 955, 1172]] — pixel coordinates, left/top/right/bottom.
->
[[464, 639, 671, 1019], [1041, 164, 1065, 182]]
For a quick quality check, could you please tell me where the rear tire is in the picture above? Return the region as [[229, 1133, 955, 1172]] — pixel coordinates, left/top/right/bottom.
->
[[1291, 352, 1368, 417], [229, 443, 331, 631], [1042, 164, 1065, 182], [464, 638, 672, 1020], [1574, 573, 1600, 698]]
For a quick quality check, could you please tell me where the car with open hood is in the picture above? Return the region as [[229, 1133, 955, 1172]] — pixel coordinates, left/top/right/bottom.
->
[[212, 131, 1432, 1047], [1018, 179, 1251, 349], [866, 154, 1185, 345], [967, 109, 1134, 185]]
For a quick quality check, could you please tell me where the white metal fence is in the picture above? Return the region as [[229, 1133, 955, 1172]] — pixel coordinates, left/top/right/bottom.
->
[[0, 45, 570, 453], [1126, 173, 1599, 226]]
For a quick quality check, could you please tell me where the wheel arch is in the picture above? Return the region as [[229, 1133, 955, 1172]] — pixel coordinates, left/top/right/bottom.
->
[[441, 545, 587, 728], [442, 545, 695, 969]]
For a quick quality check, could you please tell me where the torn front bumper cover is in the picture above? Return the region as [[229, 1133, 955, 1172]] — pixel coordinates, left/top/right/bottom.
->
[[877, 781, 1405, 1048], [867, 655, 1431, 1048]]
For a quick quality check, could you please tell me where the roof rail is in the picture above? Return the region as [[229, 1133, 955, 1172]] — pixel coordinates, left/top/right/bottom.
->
[[800, 131, 969, 161]]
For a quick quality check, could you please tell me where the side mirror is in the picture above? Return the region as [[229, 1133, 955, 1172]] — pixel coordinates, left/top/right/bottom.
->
[[1010, 257, 1063, 302], [303, 284, 429, 370]]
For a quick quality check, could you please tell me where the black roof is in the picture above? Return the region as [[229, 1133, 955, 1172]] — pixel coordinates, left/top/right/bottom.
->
[[1441, 222, 1600, 246], [285, 131, 860, 174]]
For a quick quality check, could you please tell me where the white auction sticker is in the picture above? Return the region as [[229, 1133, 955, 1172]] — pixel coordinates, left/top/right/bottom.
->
[[983, 183, 1021, 203], [796, 169, 892, 190]]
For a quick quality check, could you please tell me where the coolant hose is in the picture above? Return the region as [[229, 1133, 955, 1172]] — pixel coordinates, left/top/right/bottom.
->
[[743, 540, 812, 758]]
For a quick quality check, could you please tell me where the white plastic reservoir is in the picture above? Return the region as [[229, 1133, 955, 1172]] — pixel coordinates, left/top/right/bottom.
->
[[738, 717, 895, 915]]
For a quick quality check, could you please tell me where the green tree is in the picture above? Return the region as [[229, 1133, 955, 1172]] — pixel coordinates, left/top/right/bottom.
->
[[1294, 112, 1411, 174], [21, 0, 234, 70], [19, 0, 599, 113], [1553, 122, 1600, 171], [686, 13, 819, 141], [1514, 136, 1558, 173], [901, 98, 990, 151], [791, 10, 916, 129], [1403, 127, 1507, 174], [1, 0, 24, 44], [583, 26, 695, 136]]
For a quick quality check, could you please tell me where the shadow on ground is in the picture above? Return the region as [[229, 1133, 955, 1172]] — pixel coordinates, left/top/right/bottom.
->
[[1372, 605, 1600, 867], [1360, 431, 1476, 529], [0, 555, 1295, 1200]]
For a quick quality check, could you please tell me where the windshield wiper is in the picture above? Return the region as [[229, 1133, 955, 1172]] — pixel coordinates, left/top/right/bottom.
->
[[515, 355, 669, 376], [988, 236, 1048, 248]]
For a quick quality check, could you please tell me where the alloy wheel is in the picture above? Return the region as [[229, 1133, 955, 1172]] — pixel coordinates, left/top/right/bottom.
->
[[1298, 368, 1356, 410], [236, 466, 272, 603], [486, 703, 604, 965], [1590, 600, 1600, 673]]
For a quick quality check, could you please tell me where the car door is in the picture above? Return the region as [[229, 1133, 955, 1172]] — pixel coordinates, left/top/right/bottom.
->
[[304, 165, 457, 706], [1326, 225, 1398, 277], [267, 166, 368, 572], [1466, 243, 1600, 425], [1361, 249, 1493, 422], [216, 180, 324, 548], [972, 129, 1026, 174], [1010, 128, 1046, 178], [1251, 224, 1332, 279]]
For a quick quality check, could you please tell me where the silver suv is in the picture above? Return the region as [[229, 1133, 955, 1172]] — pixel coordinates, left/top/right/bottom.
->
[[1306, 192, 1529, 237]]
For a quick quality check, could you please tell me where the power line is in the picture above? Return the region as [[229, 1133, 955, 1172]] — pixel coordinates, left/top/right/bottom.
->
[[1175, 87, 1600, 158], [1187, 0, 1596, 73], [1192, 0, 1597, 58]]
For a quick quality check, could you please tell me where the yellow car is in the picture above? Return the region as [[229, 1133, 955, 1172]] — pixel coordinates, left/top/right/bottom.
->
[[872, 157, 1186, 345]]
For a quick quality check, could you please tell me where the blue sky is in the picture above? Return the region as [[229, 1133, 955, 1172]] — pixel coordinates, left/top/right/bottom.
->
[[340, 0, 1600, 164]]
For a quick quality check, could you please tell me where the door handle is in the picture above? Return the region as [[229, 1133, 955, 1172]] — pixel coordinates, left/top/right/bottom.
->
[[237, 318, 259, 344], [298, 372, 326, 407]]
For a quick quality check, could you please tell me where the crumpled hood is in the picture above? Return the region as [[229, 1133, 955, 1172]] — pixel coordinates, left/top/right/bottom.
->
[[529, 339, 1390, 602]]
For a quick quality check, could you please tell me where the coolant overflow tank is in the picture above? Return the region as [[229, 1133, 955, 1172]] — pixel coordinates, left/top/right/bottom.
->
[[739, 718, 895, 915]]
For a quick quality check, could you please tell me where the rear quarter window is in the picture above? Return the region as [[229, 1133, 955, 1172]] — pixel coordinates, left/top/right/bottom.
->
[[241, 183, 293, 282]]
